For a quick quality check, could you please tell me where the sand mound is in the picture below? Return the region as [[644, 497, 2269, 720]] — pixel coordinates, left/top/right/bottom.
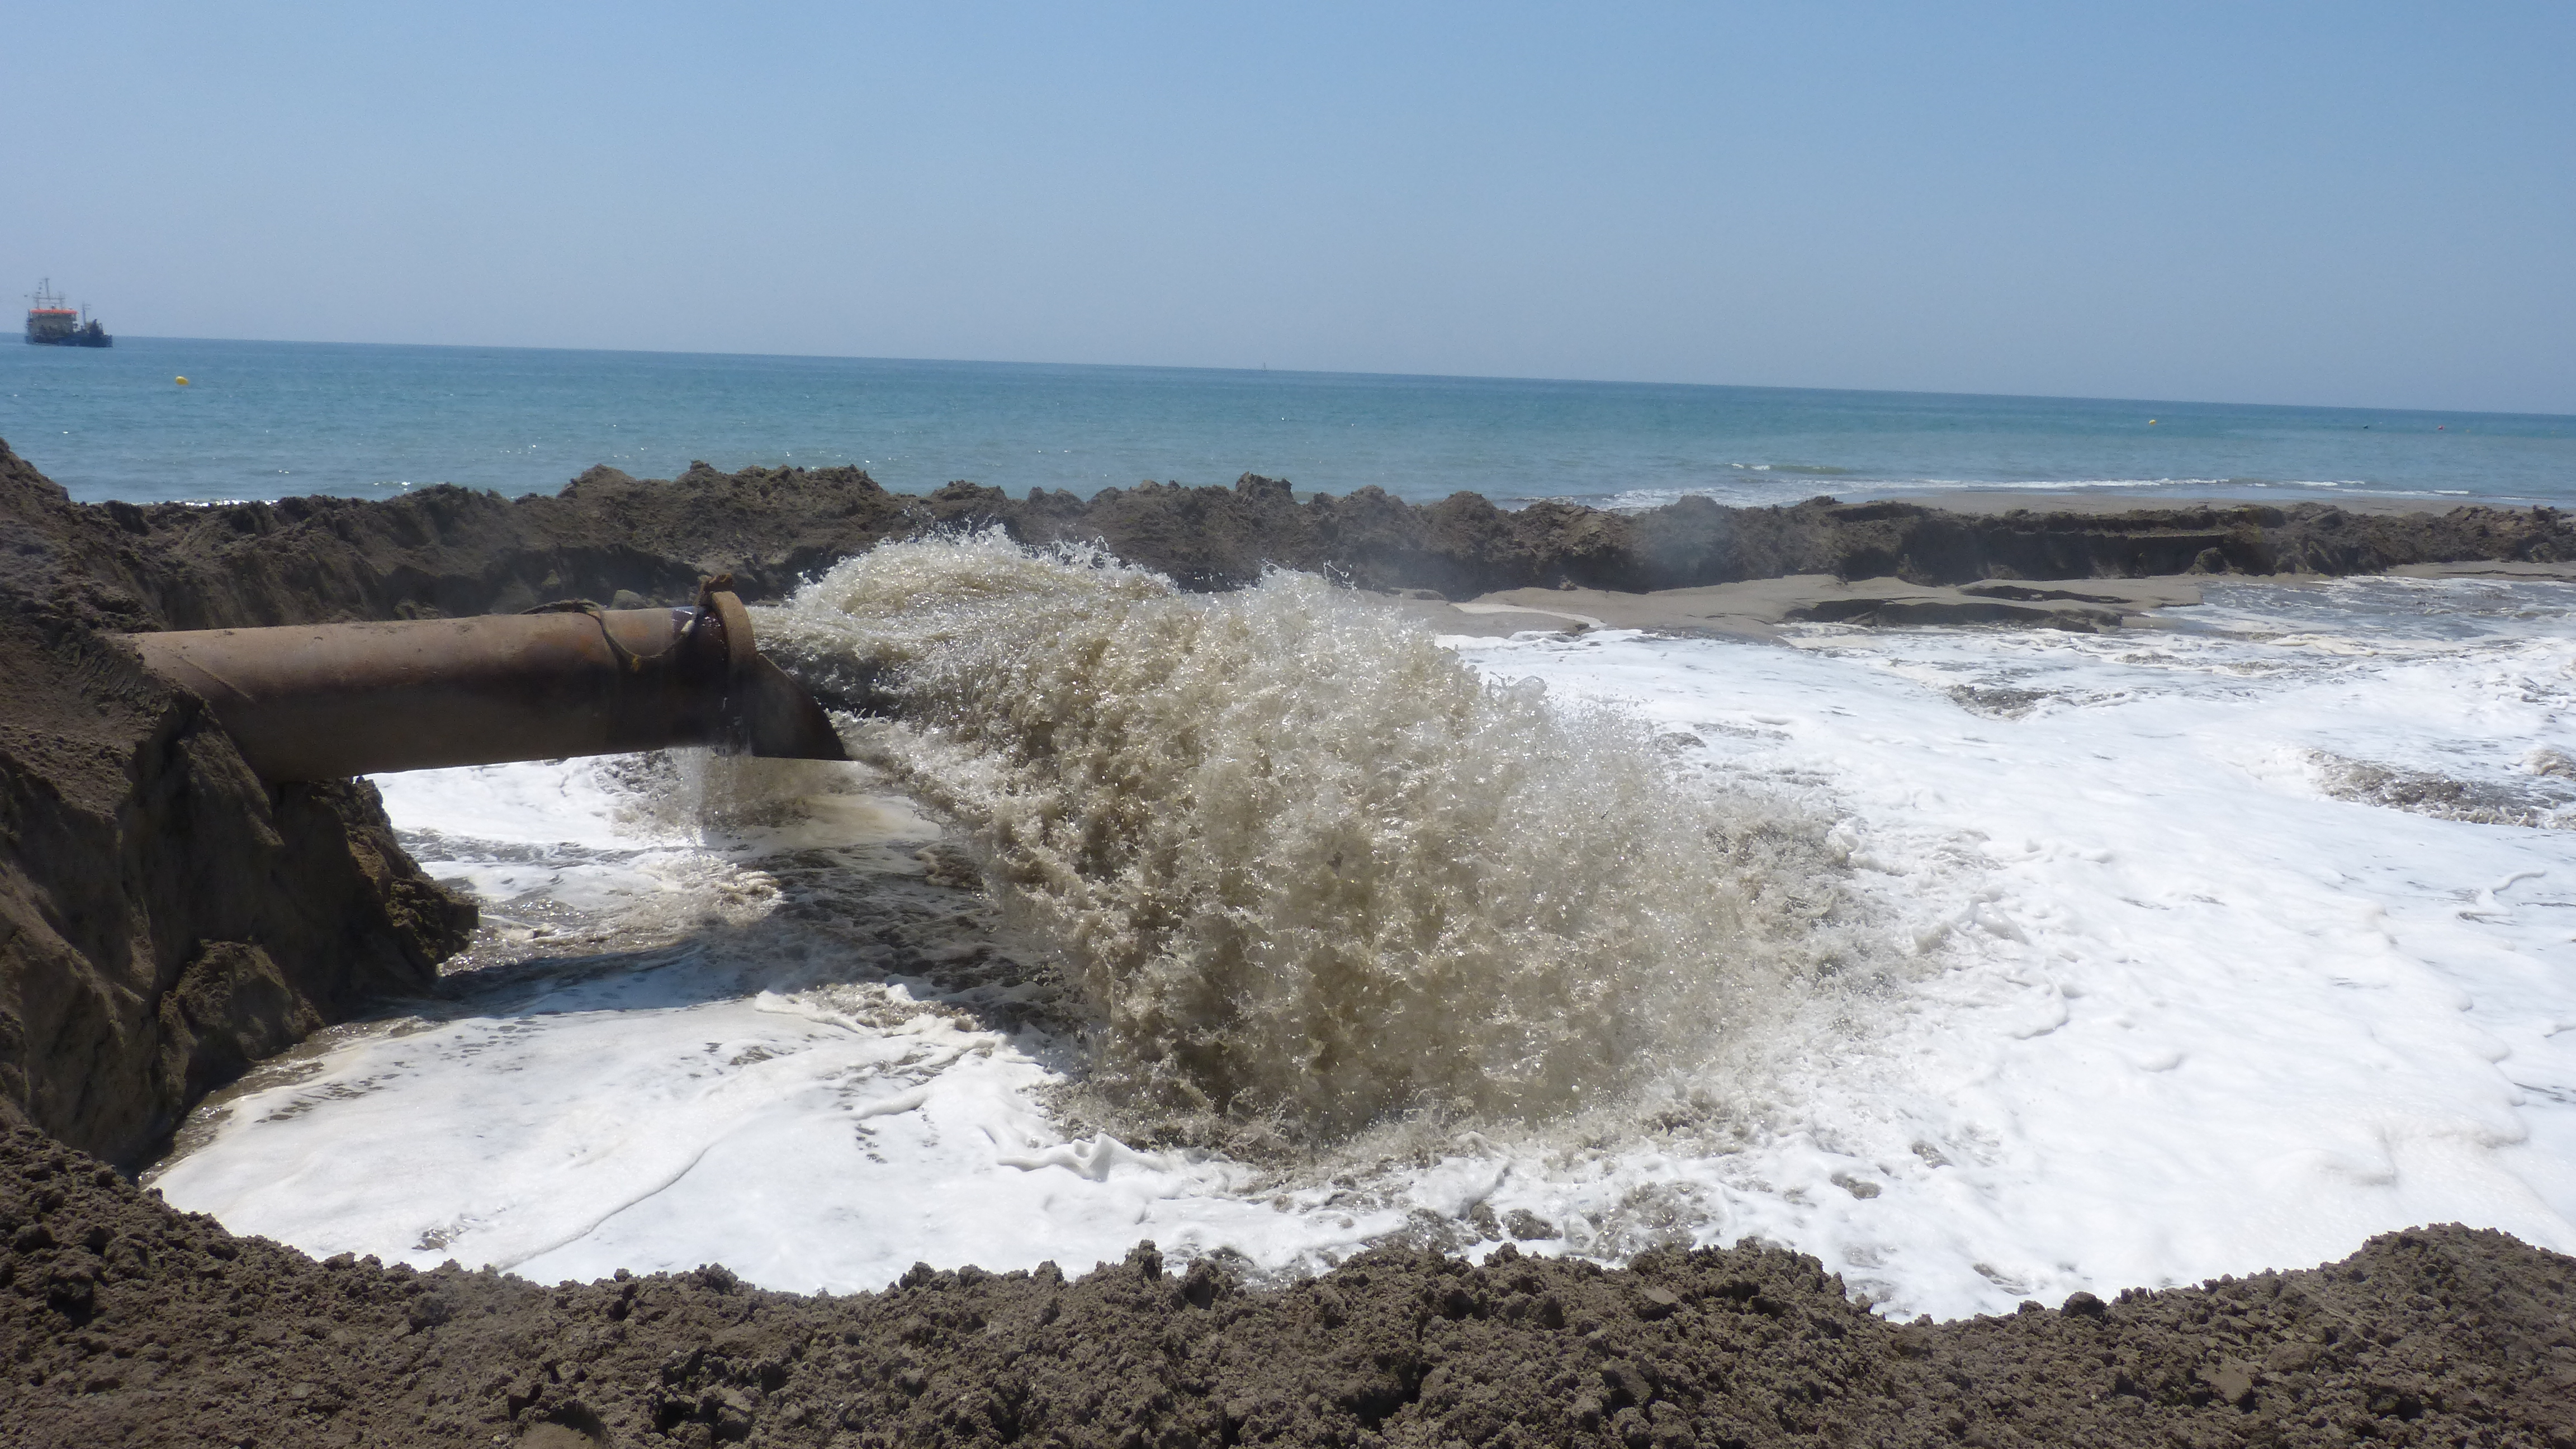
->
[[7, 1126, 2573, 1447]]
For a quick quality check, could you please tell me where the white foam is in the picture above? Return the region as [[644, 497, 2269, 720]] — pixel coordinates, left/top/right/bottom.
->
[[151, 574, 2576, 1317], [1431, 576, 2576, 1311], [372, 756, 680, 850], [149, 970, 1391, 1291]]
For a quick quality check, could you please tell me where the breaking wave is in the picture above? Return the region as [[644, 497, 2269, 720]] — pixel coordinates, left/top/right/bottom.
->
[[763, 533, 1864, 1142]]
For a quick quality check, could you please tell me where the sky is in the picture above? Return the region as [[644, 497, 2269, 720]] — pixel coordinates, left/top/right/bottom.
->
[[6, 2, 2572, 414]]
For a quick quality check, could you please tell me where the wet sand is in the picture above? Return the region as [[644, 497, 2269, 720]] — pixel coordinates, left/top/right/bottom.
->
[[1373, 575, 2210, 640], [1381, 556, 2576, 641]]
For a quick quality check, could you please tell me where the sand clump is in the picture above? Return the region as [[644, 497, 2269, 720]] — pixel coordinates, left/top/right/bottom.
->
[[0, 442, 474, 1169]]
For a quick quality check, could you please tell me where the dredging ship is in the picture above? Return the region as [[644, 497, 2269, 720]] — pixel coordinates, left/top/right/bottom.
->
[[23, 279, 111, 347]]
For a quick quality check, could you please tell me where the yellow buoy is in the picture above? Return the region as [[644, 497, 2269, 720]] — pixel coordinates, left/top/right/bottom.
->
[[2148, 418, 2157, 425], [175, 376, 190, 386]]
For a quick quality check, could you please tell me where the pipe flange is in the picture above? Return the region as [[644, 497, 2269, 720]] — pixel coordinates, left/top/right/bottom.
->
[[706, 590, 756, 684]]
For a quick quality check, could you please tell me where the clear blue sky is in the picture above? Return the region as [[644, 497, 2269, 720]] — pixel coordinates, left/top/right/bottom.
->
[[8, 2, 2571, 413]]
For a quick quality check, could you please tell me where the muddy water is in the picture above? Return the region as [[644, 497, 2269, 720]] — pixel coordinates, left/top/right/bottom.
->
[[764, 533, 1868, 1143], [144, 542, 2576, 1323]]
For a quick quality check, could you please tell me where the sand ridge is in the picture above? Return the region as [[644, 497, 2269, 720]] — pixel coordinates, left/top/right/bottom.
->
[[8, 1128, 2576, 1447]]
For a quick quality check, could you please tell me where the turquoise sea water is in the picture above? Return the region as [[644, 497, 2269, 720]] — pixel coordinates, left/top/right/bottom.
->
[[5, 335, 2570, 509]]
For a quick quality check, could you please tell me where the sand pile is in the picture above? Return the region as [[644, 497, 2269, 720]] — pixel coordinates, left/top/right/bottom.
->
[[0, 442, 473, 1168]]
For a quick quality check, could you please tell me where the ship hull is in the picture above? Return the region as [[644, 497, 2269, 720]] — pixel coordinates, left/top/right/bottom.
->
[[24, 324, 112, 347]]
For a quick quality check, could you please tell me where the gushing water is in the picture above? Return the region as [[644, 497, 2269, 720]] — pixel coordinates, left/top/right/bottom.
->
[[763, 533, 1860, 1142]]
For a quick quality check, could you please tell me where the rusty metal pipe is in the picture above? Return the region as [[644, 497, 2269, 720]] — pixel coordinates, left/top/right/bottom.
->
[[124, 590, 847, 782]]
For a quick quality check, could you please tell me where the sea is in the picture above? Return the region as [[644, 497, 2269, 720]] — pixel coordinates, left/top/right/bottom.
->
[[5, 335, 2574, 510], [9, 337, 2574, 1320]]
